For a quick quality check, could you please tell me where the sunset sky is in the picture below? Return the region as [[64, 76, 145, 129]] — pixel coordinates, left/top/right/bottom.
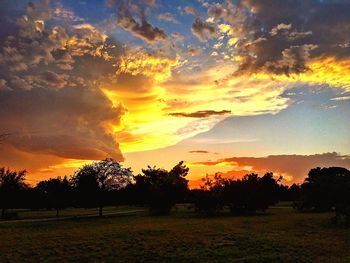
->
[[1, 0, 350, 187]]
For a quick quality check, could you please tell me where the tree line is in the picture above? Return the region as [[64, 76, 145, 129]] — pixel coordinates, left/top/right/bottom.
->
[[1, 159, 350, 223]]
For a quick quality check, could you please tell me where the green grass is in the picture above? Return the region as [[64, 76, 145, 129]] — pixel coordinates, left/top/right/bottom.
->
[[1, 206, 350, 262]]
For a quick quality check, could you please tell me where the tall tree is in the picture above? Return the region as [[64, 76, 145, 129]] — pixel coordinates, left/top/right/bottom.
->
[[71, 158, 133, 216], [297, 167, 350, 212], [223, 172, 280, 214], [135, 161, 189, 215], [0, 168, 28, 218], [35, 177, 71, 217]]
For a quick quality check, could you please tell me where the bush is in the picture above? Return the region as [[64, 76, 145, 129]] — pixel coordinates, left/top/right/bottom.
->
[[190, 189, 222, 216]]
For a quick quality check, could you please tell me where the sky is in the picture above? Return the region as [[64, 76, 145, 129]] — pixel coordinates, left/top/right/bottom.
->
[[0, 0, 350, 187]]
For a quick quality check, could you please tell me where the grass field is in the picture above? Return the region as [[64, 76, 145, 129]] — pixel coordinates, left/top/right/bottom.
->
[[1, 206, 140, 220], [1, 205, 350, 263]]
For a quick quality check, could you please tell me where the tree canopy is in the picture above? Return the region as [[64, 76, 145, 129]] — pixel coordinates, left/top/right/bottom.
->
[[71, 158, 133, 216], [134, 161, 189, 215], [0, 168, 28, 218]]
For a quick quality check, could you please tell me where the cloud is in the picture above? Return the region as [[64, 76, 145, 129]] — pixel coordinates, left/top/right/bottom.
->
[[205, 0, 350, 76], [184, 6, 216, 41], [169, 110, 231, 118], [0, 0, 128, 177], [115, 49, 179, 82], [0, 86, 125, 160], [157, 13, 179, 24], [190, 153, 350, 183], [187, 47, 201, 56], [191, 17, 217, 42], [53, 6, 84, 22], [142, 0, 157, 8], [116, 2, 168, 43], [171, 32, 184, 41], [189, 150, 210, 154], [183, 6, 198, 17], [0, 79, 10, 91]]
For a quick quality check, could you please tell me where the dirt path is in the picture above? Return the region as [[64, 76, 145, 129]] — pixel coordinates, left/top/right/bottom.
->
[[0, 209, 145, 224]]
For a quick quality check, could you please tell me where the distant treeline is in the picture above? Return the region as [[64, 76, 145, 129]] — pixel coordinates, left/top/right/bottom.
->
[[1, 160, 350, 224]]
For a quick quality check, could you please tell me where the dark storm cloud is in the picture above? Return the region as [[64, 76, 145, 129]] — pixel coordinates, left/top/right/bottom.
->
[[0, 87, 125, 160], [0, 0, 126, 162], [185, 6, 217, 42], [207, 0, 350, 75], [169, 110, 231, 118], [112, 1, 168, 43], [192, 17, 217, 42]]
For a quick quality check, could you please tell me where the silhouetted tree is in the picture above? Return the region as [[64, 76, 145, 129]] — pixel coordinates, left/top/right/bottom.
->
[[71, 158, 133, 216], [296, 167, 350, 214], [274, 183, 302, 202], [0, 168, 28, 219], [221, 174, 259, 214], [190, 174, 225, 216], [259, 172, 281, 208], [222, 173, 261, 214], [134, 161, 189, 215], [35, 177, 71, 217], [130, 174, 150, 206], [288, 184, 302, 204], [192, 172, 280, 216]]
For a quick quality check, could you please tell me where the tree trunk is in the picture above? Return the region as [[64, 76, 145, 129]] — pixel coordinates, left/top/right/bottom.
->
[[56, 209, 59, 217], [99, 206, 103, 217], [1, 208, 5, 219]]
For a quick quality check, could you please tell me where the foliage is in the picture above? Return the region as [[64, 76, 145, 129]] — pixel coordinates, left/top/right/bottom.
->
[[189, 174, 225, 216], [295, 167, 350, 224], [296, 167, 350, 212], [192, 172, 281, 216], [0, 167, 28, 218], [1, 161, 350, 225], [70, 158, 133, 216], [134, 161, 189, 215], [34, 177, 71, 216]]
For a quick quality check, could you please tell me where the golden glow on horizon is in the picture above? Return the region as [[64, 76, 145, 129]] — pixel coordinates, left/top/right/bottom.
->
[[39, 159, 92, 171], [187, 161, 239, 167], [3, 1, 350, 190], [40, 54, 350, 184]]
